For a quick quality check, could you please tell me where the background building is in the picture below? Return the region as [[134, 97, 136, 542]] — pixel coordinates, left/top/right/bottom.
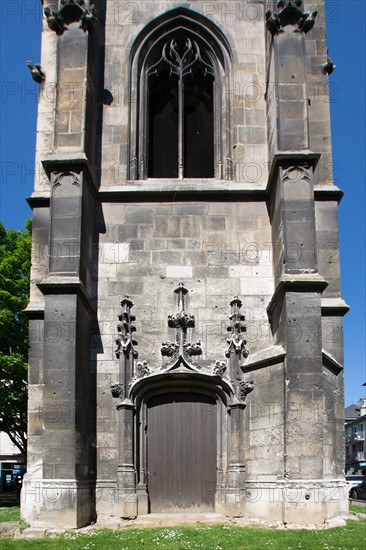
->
[[0, 432, 25, 493], [345, 398, 366, 475]]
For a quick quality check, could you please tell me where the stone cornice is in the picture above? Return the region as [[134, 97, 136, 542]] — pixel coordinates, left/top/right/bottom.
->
[[267, 274, 328, 318], [241, 345, 286, 372], [26, 183, 344, 206], [266, 151, 321, 197], [37, 276, 94, 314], [26, 193, 50, 208], [322, 349, 343, 375], [321, 297, 350, 317], [28, 153, 344, 205], [23, 303, 45, 320], [41, 154, 98, 195], [314, 186, 344, 203], [97, 183, 267, 202]]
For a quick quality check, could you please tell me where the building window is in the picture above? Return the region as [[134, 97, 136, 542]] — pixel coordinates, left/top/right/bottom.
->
[[146, 33, 214, 179], [129, 9, 233, 181]]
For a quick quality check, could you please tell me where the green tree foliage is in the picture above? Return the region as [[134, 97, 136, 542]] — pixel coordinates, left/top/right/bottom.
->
[[0, 219, 31, 455]]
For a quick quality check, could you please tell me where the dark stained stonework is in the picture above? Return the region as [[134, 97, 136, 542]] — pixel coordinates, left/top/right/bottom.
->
[[23, 0, 348, 528], [266, 1, 318, 36], [44, 1, 97, 35]]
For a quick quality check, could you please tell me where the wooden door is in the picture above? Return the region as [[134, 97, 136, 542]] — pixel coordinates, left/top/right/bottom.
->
[[147, 392, 217, 513]]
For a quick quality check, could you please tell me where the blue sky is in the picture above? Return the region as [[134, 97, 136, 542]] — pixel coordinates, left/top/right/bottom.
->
[[0, 1, 364, 405]]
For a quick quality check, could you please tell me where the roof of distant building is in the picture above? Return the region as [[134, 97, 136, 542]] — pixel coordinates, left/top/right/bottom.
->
[[345, 403, 361, 420]]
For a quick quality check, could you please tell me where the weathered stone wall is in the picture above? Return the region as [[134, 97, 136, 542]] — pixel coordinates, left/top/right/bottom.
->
[[92, 198, 274, 517], [23, 0, 349, 528], [101, 1, 268, 186]]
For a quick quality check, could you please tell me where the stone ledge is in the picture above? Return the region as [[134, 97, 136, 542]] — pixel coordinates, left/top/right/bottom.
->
[[322, 349, 343, 374], [241, 345, 286, 372], [321, 297, 350, 316], [97, 184, 267, 202], [37, 276, 94, 313], [314, 185, 344, 202], [267, 273, 328, 317], [23, 303, 45, 319], [266, 150, 321, 195]]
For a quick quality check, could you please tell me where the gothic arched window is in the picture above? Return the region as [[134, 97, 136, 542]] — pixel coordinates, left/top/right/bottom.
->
[[129, 9, 233, 181], [147, 32, 215, 179]]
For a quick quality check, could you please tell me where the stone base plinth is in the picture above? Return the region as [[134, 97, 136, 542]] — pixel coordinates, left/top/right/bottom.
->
[[21, 477, 95, 529], [241, 480, 349, 524]]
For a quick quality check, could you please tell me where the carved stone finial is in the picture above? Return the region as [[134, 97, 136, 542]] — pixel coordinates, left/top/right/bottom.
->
[[59, 0, 85, 19], [110, 383, 124, 399], [226, 296, 249, 360], [238, 380, 254, 402], [167, 283, 195, 330], [167, 311, 195, 330], [322, 58, 336, 75], [161, 284, 202, 368], [265, 10, 282, 35], [26, 61, 45, 83], [174, 282, 189, 296], [115, 296, 138, 359], [79, 4, 97, 32], [297, 10, 318, 34], [183, 341, 202, 357], [161, 340, 179, 358], [277, 0, 302, 7], [44, 7, 68, 35], [230, 296, 242, 309], [44, 1, 96, 35], [266, 1, 317, 36], [136, 361, 151, 378], [212, 360, 227, 377]]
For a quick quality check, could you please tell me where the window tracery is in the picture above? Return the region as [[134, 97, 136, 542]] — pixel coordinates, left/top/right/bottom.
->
[[128, 9, 233, 181]]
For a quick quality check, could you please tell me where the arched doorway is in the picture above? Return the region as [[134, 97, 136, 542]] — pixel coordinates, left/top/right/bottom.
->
[[147, 392, 217, 512]]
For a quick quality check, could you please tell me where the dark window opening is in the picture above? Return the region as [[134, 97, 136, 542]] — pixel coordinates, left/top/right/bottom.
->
[[184, 79, 214, 178], [148, 80, 178, 178], [146, 32, 215, 179]]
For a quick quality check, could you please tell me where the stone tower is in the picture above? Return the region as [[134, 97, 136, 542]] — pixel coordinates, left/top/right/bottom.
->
[[22, 0, 349, 528]]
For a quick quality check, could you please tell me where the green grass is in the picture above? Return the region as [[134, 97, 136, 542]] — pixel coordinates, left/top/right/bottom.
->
[[349, 503, 366, 514], [0, 506, 21, 523], [0, 521, 365, 549]]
